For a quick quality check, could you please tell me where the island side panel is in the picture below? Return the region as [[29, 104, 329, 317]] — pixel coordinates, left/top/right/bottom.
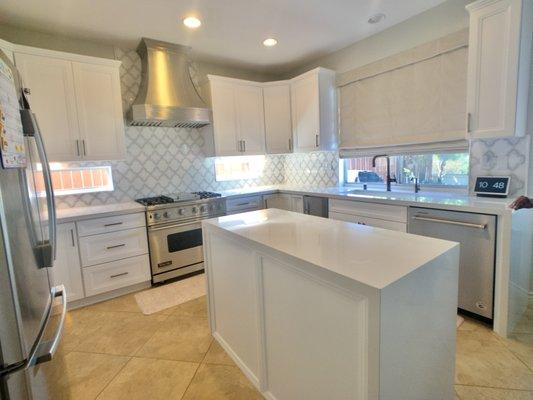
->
[[379, 245, 460, 400], [203, 228, 262, 386], [260, 255, 380, 400]]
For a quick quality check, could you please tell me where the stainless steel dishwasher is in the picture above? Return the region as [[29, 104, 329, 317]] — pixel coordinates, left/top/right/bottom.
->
[[408, 207, 496, 320]]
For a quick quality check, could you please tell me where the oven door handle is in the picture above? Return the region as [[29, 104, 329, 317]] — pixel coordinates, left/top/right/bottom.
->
[[148, 222, 201, 232]]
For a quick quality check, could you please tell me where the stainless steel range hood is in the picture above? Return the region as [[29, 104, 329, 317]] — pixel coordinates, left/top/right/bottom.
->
[[127, 38, 211, 128]]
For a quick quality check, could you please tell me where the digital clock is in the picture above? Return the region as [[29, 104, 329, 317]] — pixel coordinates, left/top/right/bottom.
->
[[474, 176, 510, 198]]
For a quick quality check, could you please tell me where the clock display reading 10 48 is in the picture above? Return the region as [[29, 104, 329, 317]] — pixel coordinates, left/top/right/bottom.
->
[[474, 176, 510, 196]]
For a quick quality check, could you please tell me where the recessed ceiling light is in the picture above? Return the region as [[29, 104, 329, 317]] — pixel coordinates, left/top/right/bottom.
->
[[368, 13, 386, 24], [263, 38, 278, 47], [183, 16, 202, 29]]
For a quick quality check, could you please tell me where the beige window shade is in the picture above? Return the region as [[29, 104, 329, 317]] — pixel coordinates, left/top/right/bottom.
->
[[338, 30, 469, 154]]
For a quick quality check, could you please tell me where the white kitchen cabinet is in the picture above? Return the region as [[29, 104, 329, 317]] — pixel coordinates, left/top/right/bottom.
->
[[14, 46, 125, 161], [209, 76, 265, 156], [264, 193, 304, 213], [263, 82, 293, 154], [226, 195, 264, 214], [15, 52, 81, 161], [210, 79, 240, 156], [52, 223, 84, 302], [466, 0, 533, 139], [72, 62, 125, 160], [290, 68, 337, 152], [328, 199, 407, 232]]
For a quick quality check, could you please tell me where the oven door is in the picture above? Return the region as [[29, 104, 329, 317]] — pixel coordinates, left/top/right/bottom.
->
[[148, 220, 203, 276]]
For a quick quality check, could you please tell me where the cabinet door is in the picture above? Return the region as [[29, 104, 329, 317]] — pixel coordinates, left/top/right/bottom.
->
[[72, 62, 125, 160], [466, 0, 525, 138], [210, 80, 240, 156], [264, 84, 292, 154], [15, 52, 81, 161], [290, 195, 304, 213], [291, 75, 320, 152], [235, 84, 265, 155], [264, 194, 292, 211], [51, 223, 84, 302]]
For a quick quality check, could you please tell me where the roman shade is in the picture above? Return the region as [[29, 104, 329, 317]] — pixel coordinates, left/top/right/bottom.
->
[[338, 29, 469, 158]]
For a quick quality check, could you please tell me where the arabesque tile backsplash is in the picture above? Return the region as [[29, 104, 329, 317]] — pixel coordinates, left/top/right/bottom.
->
[[54, 48, 530, 208]]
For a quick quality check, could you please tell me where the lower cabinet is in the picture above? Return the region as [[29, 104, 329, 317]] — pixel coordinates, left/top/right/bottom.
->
[[83, 254, 151, 297], [264, 193, 304, 213], [52, 223, 84, 302], [226, 195, 264, 214], [328, 199, 407, 232], [53, 212, 151, 305]]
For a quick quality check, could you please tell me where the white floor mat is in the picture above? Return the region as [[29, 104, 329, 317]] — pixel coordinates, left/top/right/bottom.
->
[[134, 273, 206, 315]]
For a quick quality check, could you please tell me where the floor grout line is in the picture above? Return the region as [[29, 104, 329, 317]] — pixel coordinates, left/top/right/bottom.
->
[[93, 355, 133, 400], [179, 338, 214, 400]]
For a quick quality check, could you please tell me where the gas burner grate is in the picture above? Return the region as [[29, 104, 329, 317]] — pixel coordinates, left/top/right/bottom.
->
[[135, 195, 175, 207], [191, 191, 222, 199]]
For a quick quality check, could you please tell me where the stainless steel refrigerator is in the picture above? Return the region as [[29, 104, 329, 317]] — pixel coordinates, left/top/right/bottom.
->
[[0, 50, 65, 399]]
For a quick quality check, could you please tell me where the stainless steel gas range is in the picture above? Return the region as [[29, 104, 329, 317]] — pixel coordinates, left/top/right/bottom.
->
[[136, 192, 226, 283]]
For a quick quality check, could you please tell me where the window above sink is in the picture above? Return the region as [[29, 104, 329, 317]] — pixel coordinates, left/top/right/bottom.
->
[[341, 152, 469, 190]]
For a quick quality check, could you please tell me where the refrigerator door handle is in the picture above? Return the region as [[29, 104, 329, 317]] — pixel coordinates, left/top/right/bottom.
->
[[20, 108, 57, 264], [32, 285, 67, 366], [0, 285, 67, 377]]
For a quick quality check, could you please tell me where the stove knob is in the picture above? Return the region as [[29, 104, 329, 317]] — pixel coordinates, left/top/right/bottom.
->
[[178, 208, 185, 215], [200, 205, 206, 213], [192, 207, 197, 213], [153, 212, 161, 220], [163, 211, 170, 218]]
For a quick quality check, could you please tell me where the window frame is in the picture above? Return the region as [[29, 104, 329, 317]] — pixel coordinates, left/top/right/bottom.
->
[[340, 152, 470, 192]]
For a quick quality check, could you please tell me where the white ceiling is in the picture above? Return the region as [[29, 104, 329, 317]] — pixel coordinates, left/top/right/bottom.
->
[[0, 0, 447, 74]]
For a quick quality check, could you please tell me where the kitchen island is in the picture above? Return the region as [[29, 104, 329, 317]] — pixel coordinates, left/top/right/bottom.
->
[[202, 208, 460, 400]]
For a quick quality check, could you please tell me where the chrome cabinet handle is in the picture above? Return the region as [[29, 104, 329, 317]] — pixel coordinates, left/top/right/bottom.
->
[[75, 140, 80, 156], [467, 113, 472, 133], [82, 140, 87, 156], [104, 222, 123, 227], [110, 272, 129, 279], [315, 134, 319, 147], [412, 215, 486, 230], [288, 138, 293, 151], [70, 229, 75, 247], [106, 243, 126, 250], [242, 140, 246, 152]]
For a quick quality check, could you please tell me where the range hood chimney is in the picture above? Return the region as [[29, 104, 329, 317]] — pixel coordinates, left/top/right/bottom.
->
[[127, 38, 211, 128]]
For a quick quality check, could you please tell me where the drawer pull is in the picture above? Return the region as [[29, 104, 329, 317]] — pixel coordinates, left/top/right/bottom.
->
[[235, 202, 252, 207], [110, 272, 129, 279], [106, 243, 126, 250], [104, 222, 123, 227]]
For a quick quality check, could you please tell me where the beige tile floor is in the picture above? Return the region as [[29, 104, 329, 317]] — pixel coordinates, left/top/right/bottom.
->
[[37, 294, 533, 399]]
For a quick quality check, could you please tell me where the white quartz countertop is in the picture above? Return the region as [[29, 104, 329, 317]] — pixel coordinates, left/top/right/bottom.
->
[[56, 201, 145, 223], [203, 208, 459, 289], [219, 185, 515, 215]]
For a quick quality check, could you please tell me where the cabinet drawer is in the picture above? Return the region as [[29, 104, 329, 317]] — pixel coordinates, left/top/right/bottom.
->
[[79, 227, 148, 267], [77, 212, 145, 237], [329, 199, 407, 223], [83, 254, 150, 297], [329, 211, 407, 232], [226, 195, 264, 214]]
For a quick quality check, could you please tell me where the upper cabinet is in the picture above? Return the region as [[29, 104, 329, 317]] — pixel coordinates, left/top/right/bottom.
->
[[209, 76, 265, 156], [263, 82, 293, 154], [290, 68, 337, 152], [466, 0, 532, 139], [14, 46, 125, 161], [208, 68, 337, 156]]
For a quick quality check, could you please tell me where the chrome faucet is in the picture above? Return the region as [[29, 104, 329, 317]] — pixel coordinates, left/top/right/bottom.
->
[[372, 154, 396, 192]]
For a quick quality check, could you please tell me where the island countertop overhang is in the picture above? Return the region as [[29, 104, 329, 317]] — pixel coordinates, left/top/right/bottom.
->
[[202, 208, 459, 290]]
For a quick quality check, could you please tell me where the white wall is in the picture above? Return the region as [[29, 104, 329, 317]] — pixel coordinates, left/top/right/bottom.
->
[[286, 0, 471, 77]]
